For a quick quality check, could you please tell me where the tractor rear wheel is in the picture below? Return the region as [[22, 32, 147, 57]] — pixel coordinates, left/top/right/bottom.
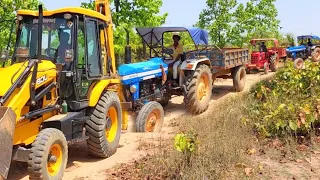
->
[[183, 64, 213, 115], [232, 66, 246, 92], [28, 128, 68, 180], [270, 54, 278, 72], [136, 101, 164, 133], [85, 91, 122, 158]]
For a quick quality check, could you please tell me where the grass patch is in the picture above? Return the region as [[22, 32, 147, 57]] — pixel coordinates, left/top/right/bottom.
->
[[106, 96, 255, 179]]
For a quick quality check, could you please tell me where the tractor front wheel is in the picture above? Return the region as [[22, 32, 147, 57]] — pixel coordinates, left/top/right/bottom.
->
[[294, 58, 304, 69], [136, 101, 164, 133], [28, 128, 68, 180], [263, 62, 269, 74], [183, 64, 213, 115], [85, 91, 122, 158]]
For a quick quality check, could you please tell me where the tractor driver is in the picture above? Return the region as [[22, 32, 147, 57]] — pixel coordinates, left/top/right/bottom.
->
[[307, 38, 313, 47], [54, 31, 71, 70], [260, 42, 267, 53], [164, 34, 184, 86]]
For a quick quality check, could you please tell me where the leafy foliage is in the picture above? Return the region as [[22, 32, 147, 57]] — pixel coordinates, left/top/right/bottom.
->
[[196, 0, 237, 48], [198, 0, 280, 48], [0, 0, 42, 51], [247, 61, 320, 137]]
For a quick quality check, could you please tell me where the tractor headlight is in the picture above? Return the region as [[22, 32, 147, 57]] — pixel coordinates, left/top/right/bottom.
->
[[130, 85, 137, 93]]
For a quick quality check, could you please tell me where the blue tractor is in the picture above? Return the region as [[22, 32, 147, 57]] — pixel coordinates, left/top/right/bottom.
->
[[117, 27, 248, 132], [286, 35, 320, 60]]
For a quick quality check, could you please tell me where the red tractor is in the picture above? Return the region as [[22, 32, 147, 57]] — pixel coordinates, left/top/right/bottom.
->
[[246, 38, 281, 74]]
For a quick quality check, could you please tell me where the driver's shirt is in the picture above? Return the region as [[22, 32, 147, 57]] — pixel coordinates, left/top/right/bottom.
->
[[170, 44, 183, 60]]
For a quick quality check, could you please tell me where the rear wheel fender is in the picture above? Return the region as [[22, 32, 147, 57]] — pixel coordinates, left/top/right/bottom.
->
[[88, 79, 121, 107], [180, 58, 211, 71]]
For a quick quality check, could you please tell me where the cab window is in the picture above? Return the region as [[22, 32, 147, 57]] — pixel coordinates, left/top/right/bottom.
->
[[85, 20, 101, 77]]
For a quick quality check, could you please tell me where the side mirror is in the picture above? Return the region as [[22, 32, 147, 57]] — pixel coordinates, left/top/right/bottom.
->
[[0, 50, 8, 62], [65, 49, 74, 62]]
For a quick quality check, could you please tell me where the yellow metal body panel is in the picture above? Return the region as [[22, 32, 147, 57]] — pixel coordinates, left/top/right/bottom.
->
[[3, 0, 130, 147], [0, 60, 58, 145], [17, 7, 110, 23], [88, 79, 121, 107]]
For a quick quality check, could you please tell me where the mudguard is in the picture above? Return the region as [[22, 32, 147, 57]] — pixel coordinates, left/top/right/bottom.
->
[[180, 58, 211, 71], [0, 107, 16, 179]]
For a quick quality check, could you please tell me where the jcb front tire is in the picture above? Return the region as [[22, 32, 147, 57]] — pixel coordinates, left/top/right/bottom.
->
[[183, 64, 213, 115], [28, 128, 68, 180], [232, 66, 246, 92], [136, 101, 164, 133], [86, 91, 122, 158]]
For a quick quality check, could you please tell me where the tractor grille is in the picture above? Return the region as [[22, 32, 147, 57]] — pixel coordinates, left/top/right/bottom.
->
[[251, 55, 259, 63]]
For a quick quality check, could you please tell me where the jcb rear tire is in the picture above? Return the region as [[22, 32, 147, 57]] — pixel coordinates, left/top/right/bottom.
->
[[232, 66, 246, 92], [28, 128, 68, 180], [183, 64, 213, 115], [85, 91, 122, 158], [136, 101, 164, 133]]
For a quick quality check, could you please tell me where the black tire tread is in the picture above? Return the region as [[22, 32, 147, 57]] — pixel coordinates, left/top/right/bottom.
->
[[232, 66, 246, 92], [28, 128, 68, 180], [85, 91, 122, 158], [136, 101, 164, 133], [183, 64, 213, 115]]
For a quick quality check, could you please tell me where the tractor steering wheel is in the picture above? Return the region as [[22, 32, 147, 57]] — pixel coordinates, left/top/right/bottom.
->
[[162, 48, 174, 60], [45, 48, 57, 60]]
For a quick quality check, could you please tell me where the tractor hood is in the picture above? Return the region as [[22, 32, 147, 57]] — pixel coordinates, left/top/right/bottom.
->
[[286, 45, 306, 53], [251, 52, 261, 57], [0, 60, 56, 96]]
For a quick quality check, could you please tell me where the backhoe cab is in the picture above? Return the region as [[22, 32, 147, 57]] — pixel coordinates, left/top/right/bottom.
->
[[0, 2, 125, 179]]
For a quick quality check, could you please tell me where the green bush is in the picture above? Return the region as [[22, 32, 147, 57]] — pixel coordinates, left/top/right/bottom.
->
[[247, 60, 320, 137]]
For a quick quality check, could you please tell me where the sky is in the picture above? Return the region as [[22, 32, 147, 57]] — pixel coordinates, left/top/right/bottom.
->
[[41, 0, 317, 37]]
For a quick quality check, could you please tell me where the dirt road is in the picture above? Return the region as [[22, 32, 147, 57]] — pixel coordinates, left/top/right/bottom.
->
[[7, 71, 275, 180]]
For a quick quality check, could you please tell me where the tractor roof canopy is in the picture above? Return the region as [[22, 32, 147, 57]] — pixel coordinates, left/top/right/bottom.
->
[[136, 27, 209, 48], [17, 7, 110, 22], [297, 35, 320, 40]]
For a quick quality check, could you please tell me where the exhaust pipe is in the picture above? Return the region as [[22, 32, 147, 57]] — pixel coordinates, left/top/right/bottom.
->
[[124, 28, 131, 64]]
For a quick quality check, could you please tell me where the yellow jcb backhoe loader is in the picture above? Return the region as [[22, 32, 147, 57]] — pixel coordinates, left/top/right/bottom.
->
[[0, 0, 127, 179]]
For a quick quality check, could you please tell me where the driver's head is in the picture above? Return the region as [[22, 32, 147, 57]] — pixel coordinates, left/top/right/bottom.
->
[[173, 35, 181, 44], [261, 42, 265, 45], [308, 38, 311, 42]]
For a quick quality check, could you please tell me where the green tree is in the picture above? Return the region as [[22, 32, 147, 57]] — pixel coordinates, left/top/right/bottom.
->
[[230, 0, 280, 47], [0, 0, 42, 51], [81, 0, 168, 62], [196, 0, 237, 48]]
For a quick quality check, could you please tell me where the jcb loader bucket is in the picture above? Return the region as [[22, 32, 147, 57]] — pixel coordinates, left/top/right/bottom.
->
[[0, 107, 16, 179]]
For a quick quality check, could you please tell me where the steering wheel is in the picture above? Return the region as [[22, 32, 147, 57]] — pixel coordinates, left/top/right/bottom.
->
[[45, 48, 57, 60], [162, 48, 174, 60]]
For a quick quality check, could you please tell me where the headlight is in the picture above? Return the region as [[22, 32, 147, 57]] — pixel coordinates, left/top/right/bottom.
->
[[130, 85, 137, 93]]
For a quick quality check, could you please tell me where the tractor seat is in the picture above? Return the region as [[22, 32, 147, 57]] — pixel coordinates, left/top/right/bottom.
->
[[118, 57, 168, 76]]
